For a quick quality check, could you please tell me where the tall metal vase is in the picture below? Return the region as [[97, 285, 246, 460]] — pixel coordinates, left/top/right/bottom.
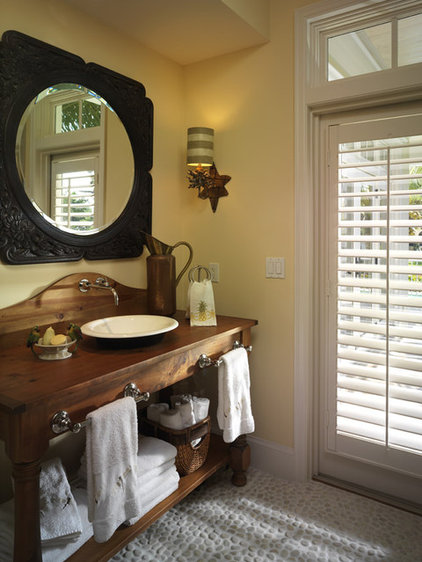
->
[[147, 254, 177, 316], [143, 232, 193, 316]]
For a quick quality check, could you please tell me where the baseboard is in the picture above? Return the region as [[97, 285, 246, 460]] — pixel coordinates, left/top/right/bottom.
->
[[314, 473, 422, 516], [248, 435, 296, 481]]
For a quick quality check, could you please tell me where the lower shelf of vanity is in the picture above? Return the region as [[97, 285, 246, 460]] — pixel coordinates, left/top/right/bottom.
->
[[67, 434, 229, 562]]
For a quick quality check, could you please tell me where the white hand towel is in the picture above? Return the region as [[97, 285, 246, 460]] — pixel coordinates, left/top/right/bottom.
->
[[126, 464, 180, 526], [86, 396, 141, 543], [39, 457, 82, 545], [217, 347, 255, 443], [159, 409, 184, 430], [192, 396, 210, 422], [189, 279, 217, 326], [146, 402, 169, 423]]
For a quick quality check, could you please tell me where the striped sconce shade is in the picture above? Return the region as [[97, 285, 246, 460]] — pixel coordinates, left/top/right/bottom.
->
[[187, 127, 214, 167]]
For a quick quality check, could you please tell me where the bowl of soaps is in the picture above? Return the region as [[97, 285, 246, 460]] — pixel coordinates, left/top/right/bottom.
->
[[33, 326, 76, 361]]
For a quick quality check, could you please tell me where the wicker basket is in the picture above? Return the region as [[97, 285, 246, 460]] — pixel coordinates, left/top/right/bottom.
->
[[141, 416, 211, 475]]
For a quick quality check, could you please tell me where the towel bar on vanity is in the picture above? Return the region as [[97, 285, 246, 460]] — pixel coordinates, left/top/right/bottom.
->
[[198, 340, 252, 369], [50, 382, 150, 435]]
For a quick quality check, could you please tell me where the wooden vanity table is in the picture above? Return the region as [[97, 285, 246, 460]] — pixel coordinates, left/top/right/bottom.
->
[[0, 273, 257, 562]]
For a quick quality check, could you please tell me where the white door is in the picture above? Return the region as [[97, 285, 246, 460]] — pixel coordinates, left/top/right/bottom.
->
[[318, 110, 422, 504]]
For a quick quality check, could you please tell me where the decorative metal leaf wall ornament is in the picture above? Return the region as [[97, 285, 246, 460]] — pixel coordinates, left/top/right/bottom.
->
[[187, 164, 231, 212], [187, 167, 213, 196]]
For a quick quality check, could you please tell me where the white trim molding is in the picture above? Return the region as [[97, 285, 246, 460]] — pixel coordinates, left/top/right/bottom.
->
[[249, 436, 296, 481], [294, 0, 422, 484], [300, 0, 422, 108]]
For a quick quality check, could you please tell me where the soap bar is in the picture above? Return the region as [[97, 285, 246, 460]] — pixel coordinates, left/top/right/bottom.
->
[[50, 334, 67, 345], [43, 326, 55, 345]]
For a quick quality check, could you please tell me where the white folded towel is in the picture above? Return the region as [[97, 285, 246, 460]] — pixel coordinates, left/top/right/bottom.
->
[[159, 408, 184, 430], [146, 402, 169, 423], [137, 435, 177, 475], [140, 458, 175, 481], [126, 464, 180, 526], [86, 396, 141, 543], [192, 396, 210, 422], [0, 487, 93, 562], [78, 435, 177, 483], [217, 347, 255, 443], [39, 457, 82, 545]]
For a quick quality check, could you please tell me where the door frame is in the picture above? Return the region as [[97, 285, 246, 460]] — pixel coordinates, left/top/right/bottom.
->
[[294, 1, 422, 483], [315, 108, 422, 503]]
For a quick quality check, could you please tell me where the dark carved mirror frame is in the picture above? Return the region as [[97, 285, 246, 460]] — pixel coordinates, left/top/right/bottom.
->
[[0, 30, 153, 264]]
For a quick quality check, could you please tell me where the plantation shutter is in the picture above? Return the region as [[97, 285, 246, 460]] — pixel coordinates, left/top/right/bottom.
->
[[51, 153, 99, 233], [329, 117, 422, 477]]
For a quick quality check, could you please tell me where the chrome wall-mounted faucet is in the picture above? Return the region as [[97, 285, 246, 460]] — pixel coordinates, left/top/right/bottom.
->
[[78, 277, 119, 306]]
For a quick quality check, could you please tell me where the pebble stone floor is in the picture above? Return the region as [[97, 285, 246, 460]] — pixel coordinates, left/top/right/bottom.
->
[[111, 467, 422, 562]]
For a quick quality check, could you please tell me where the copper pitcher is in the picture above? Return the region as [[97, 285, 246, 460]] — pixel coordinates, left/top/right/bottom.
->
[[142, 232, 193, 316]]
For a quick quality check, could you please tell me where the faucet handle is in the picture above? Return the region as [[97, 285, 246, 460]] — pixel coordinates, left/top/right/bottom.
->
[[78, 278, 90, 293], [95, 277, 110, 287]]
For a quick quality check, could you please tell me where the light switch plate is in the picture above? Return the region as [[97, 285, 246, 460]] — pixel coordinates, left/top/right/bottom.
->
[[266, 257, 285, 279], [209, 262, 220, 282]]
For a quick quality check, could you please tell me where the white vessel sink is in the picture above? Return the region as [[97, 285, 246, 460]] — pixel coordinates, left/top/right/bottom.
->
[[81, 315, 179, 346]]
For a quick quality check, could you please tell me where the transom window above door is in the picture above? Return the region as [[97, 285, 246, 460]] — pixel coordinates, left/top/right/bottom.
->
[[300, 0, 422, 103], [328, 12, 422, 81]]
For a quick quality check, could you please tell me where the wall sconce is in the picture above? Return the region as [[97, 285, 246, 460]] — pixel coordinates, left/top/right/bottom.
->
[[187, 127, 231, 213]]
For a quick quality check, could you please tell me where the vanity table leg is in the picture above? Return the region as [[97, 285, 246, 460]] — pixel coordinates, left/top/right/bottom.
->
[[12, 459, 42, 562], [229, 434, 250, 487]]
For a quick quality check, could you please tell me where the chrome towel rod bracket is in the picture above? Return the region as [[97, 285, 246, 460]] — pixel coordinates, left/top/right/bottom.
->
[[50, 382, 150, 434], [198, 340, 252, 369]]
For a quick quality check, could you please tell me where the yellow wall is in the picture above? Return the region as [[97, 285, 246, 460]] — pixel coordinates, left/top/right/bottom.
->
[[0, 0, 316, 493], [183, 0, 313, 444], [0, 0, 187, 304]]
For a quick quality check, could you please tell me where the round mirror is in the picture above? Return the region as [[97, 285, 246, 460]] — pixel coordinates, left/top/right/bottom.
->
[[15, 83, 134, 235], [1, 31, 152, 264]]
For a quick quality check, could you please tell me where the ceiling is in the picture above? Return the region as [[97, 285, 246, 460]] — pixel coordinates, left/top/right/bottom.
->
[[63, 0, 270, 65]]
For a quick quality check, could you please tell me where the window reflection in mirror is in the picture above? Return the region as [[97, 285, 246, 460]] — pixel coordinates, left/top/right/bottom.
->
[[51, 152, 98, 233], [15, 83, 134, 235]]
